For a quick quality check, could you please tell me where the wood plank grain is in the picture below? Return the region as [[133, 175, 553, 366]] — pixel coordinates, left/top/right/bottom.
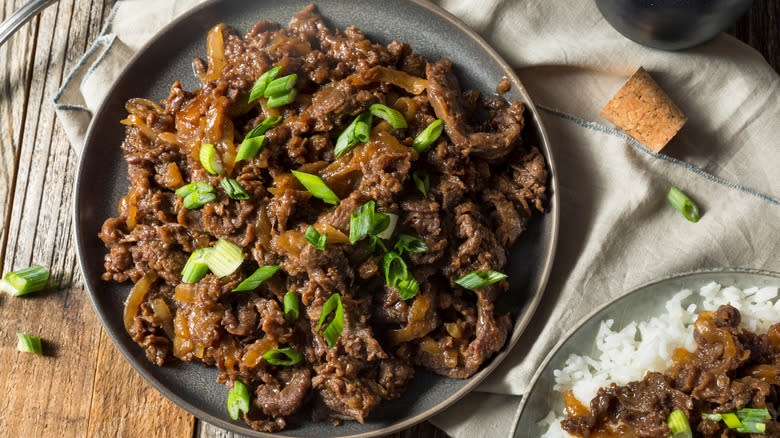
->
[[0, 0, 194, 435], [86, 329, 195, 437], [0, 0, 102, 435], [0, 0, 37, 270]]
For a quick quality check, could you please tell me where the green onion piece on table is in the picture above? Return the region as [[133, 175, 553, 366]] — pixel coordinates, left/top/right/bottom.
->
[[0, 265, 49, 296], [248, 66, 282, 103], [290, 170, 340, 205], [232, 265, 280, 292], [221, 178, 250, 200], [182, 191, 216, 210], [349, 200, 390, 244], [181, 248, 213, 283], [317, 293, 344, 348], [283, 291, 299, 323], [262, 347, 303, 366], [334, 112, 372, 158], [369, 103, 407, 129], [16, 333, 43, 355], [667, 186, 700, 222], [383, 251, 419, 300], [206, 239, 244, 278], [227, 380, 250, 420], [305, 225, 327, 250], [394, 234, 428, 255], [263, 74, 297, 98], [267, 89, 298, 108], [175, 181, 213, 198], [199, 143, 224, 175], [455, 270, 507, 290], [412, 170, 430, 197], [412, 119, 443, 152], [667, 409, 692, 438]]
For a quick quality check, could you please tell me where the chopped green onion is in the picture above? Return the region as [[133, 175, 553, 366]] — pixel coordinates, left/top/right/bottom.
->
[[667, 409, 692, 438], [376, 213, 398, 240], [221, 178, 250, 200], [175, 181, 213, 198], [205, 239, 244, 278], [396, 277, 419, 300], [317, 293, 344, 348], [667, 186, 700, 223], [334, 112, 372, 158], [284, 291, 299, 323], [267, 89, 298, 108], [369, 104, 408, 129], [455, 270, 507, 290], [235, 116, 282, 164], [244, 115, 282, 139], [738, 421, 766, 434], [349, 200, 390, 244], [182, 191, 216, 209], [720, 412, 743, 429], [176, 181, 215, 209], [383, 251, 419, 300], [703, 409, 770, 434], [16, 333, 43, 355], [412, 119, 444, 152], [290, 170, 339, 205], [235, 136, 265, 163], [305, 225, 327, 250], [262, 347, 303, 366], [263, 74, 297, 98], [702, 413, 723, 422], [0, 265, 49, 296], [227, 380, 250, 420], [181, 248, 213, 283], [199, 143, 224, 175], [248, 66, 282, 103], [394, 234, 428, 255], [412, 170, 430, 197], [232, 265, 280, 292], [737, 408, 771, 422]]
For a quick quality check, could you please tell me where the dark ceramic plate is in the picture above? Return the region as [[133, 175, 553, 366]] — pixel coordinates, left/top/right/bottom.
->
[[74, 1, 559, 436], [510, 269, 780, 438]]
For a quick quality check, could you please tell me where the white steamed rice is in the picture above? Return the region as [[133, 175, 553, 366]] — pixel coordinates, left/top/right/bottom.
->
[[541, 281, 780, 437]]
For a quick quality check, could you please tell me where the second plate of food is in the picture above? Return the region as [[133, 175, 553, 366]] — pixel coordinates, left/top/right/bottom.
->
[[512, 269, 780, 438], [74, 0, 559, 437]]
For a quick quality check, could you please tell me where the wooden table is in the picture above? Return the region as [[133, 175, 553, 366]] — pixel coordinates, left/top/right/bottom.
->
[[0, 0, 776, 437]]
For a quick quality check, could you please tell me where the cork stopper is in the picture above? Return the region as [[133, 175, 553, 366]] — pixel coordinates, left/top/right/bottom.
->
[[600, 67, 687, 152]]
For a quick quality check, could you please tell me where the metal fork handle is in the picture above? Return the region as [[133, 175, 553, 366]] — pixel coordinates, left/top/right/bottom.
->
[[0, 0, 58, 46]]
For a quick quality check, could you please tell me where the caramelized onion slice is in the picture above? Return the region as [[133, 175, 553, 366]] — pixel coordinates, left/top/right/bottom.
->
[[150, 298, 176, 339], [123, 270, 158, 334]]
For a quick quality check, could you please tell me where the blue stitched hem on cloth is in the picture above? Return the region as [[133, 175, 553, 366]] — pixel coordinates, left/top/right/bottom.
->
[[538, 105, 780, 206]]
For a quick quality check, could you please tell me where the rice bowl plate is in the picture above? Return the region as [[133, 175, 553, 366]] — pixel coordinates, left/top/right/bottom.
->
[[510, 269, 780, 438]]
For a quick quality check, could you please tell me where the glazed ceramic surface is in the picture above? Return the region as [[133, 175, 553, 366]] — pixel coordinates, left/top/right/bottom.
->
[[74, 1, 559, 436], [511, 269, 780, 438]]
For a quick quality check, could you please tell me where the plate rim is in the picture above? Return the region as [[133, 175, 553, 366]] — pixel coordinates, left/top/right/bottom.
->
[[73, 0, 560, 436], [508, 267, 780, 438]]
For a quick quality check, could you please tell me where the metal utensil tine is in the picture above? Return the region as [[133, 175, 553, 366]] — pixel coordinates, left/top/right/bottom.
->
[[0, 0, 58, 46]]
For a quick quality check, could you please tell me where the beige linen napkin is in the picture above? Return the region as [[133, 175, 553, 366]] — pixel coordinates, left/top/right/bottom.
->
[[54, 1, 780, 437]]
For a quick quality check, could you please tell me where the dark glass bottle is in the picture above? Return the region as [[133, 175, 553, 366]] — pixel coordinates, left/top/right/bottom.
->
[[595, 0, 753, 50]]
